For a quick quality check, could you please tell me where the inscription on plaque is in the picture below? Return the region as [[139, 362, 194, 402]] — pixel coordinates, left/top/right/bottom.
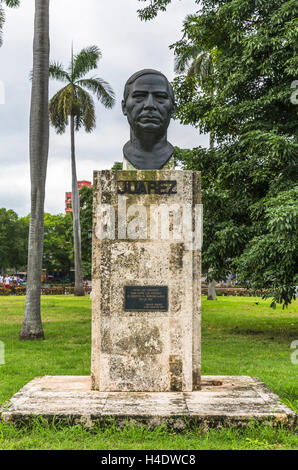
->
[[125, 286, 168, 311]]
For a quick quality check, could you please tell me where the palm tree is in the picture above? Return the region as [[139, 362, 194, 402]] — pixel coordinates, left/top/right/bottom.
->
[[0, 0, 20, 47], [20, 0, 50, 339], [49, 45, 115, 296]]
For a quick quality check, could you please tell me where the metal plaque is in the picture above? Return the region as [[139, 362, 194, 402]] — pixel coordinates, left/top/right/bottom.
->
[[124, 286, 168, 312]]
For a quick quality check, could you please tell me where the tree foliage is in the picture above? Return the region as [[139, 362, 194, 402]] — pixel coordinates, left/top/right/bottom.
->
[[79, 185, 93, 278], [141, 0, 298, 306], [137, 0, 176, 21], [0, 208, 28, 272], [43, 213, 73, 273], [0, 0, 20, 47], [0, 206, 94, 279], [111, 161, 123, 170]]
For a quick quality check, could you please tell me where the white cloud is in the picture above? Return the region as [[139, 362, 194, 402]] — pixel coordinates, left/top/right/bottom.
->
[[0, 163, 30, 215], [0, 0, 207, 216]]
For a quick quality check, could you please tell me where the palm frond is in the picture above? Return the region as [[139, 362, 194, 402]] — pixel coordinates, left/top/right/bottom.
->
[[0, 0, 20, 47], [187, 51, 212, 79], [49, 45, 115, 134], [49, 62, 70, 83], [76, 77, 115, 109], [0, 5, 4, 47], [58, 84, 74, 120], [49, 90, 67, 133], [174, 49, 192, 74], [174, 44, 203, 74], [71, 46, 102, 81], [75, 86, 96, 133], [49, 84, 74, 133], [3, 0, 20, 7], [175, 44, 208, 74], [199, 53, 213, 78]]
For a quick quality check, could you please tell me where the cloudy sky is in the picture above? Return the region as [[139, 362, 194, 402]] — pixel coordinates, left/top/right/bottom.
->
[[0, 0, 208, 216]]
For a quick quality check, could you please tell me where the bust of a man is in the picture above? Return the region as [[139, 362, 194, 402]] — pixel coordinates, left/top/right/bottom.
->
[[122, 69, 177, 170]]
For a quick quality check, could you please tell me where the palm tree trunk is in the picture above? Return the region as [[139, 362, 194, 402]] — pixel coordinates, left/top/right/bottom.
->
[[20, 0, 50, 340], [70, 114, 85, 296]]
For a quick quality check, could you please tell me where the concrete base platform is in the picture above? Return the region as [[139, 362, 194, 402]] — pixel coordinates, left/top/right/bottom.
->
[[1, 376, 296, 430]]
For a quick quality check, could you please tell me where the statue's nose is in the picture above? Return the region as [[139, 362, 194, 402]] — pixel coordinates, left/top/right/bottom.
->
[[144, 93, 156, 109]]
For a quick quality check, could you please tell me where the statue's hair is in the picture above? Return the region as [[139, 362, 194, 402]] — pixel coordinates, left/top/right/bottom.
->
[[123, 69, 175, 104]]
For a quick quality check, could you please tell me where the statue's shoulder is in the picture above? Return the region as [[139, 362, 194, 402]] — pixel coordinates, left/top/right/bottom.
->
[[123, 155, 175, 170]]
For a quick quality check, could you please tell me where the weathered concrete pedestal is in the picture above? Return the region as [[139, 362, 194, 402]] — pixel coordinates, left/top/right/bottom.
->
[[1, 376, 296, 429], [91, 170, 202, 392]]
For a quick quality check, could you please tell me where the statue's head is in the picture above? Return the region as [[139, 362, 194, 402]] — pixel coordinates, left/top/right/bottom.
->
[[122, 69, 176, 137]]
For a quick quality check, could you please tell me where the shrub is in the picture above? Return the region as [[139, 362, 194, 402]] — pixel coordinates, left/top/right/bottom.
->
[[0, 286, 92, 296]]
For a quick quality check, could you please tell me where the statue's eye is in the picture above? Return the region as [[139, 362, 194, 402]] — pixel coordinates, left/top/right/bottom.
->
[[132, 93, 146, 100], [155, 94, 168, 101]]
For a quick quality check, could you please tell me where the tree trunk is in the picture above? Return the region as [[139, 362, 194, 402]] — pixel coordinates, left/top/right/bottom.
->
[[207, 280, 217, 300], [20, 0, 50, 340], [70, 114, 85, 296]]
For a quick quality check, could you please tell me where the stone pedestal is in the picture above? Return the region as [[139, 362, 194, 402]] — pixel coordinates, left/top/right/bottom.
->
[[91, 170, 201, 392], [3, 376, 296, 430]]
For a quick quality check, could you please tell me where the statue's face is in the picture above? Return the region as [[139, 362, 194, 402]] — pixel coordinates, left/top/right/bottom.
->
[[122, 74, 175, 135]]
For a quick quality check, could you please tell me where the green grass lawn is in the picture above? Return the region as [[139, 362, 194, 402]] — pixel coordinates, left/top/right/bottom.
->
[[0, 295, 297, 450]]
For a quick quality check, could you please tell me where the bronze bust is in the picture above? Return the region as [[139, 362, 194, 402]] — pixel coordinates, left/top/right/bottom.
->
[[122, 69, 177, 170]]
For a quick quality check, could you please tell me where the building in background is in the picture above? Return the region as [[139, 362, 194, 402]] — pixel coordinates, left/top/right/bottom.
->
[[65, 180, 92, 213]]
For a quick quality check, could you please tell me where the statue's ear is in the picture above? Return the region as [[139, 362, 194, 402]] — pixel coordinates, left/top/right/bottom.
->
[[122, 100, 127, 116]]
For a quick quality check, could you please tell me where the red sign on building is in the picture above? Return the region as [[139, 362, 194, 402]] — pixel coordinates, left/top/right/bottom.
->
[[65, 180, 92, 213]]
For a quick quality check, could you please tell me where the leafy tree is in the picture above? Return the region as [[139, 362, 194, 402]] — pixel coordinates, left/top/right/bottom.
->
[[112, 161, 123, 170], [43, 213, 73, 274], [49, 45, 115, 296], [79, 185, 93, 279], [20, 0, 50, 340], [237, 187, 298, 308], [0, 208, 28, 272], [173, 25, 216, 150], [173, 145, 243, 288], [174, 26, 218, 300], [137, 0, 173, 21], [0, 208, 17, 272], [139, 0, 298, 306], [15, 215, 29, 270], [0, 0, 20, 47]]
